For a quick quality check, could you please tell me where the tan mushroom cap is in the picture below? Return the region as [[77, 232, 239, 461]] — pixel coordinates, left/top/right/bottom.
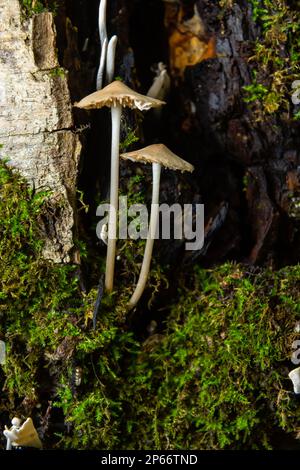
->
[[121, 144, 194, 173], [74, 80, 165, 111], [11, 418, 42, 449]]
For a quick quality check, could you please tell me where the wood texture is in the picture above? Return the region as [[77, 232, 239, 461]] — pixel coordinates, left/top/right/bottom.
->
[[0, 1, 81, 263]]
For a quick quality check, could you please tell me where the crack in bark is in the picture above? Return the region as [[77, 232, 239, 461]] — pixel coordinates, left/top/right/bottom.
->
[[0, 127, 75, 138]]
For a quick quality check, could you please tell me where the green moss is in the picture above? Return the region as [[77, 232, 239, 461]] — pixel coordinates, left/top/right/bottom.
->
[[243, 0, 300, 118], [120, 264, 300, 450], [119, 128, 139, 153], [49, 67, 66, 79], [20, 0, 45, 17], [19, 0, 58, 18], [243, 72, 269, 104], [0, 160, 130, 425]]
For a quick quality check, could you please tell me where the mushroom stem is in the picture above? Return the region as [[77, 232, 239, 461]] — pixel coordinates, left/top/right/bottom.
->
[[106, 35, 118, 84], [128, 162, 161, 309], [105, 104, 122, 292], [6, 438, 12, 451], [96, 37, 108, 90], [99, 0, 108, 46], [96, 0, 108, 90]]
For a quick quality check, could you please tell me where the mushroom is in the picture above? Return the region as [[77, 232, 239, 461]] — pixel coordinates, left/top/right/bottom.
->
[[75, 81, 165, 292], [4, 417, 21, 450], [96, 0, 118, 90], [147, 63, 170, 119], [121, 144, 194, 309], [289, 367, 300, 394], [147, 63, 171, 102], [4, 417, 42, 450]]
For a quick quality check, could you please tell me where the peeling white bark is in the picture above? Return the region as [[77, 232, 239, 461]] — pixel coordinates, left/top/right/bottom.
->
[[0, 1, 81, 263]]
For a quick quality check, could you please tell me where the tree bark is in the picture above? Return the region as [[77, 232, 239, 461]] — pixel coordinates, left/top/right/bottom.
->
[[175, 0, 300, 266], [0, 0, 81, 263], [1, 0, 299, 268]]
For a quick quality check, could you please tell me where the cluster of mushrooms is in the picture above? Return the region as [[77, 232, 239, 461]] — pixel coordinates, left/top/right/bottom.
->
[[75, 1, 194, 310]]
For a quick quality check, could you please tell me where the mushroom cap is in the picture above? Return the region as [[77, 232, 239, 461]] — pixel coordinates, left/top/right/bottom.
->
[[10, 418, 42, 449], [11, 417, 21, 427], [74, 80, 165, 111], [121, 144, 194, 173]]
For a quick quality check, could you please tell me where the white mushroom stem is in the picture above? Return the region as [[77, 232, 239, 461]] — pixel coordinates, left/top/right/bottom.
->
[[6, 437, 12, 451], [96, 37, 108, 90], [96, 0, 108, 90], [99, 0, 108, 46], [128, 162, 161, 309], [105, 104, 122, 292], [106, 35, 118, 84]]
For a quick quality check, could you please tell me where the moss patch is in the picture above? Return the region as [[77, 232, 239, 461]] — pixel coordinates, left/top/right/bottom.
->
[[121, 264, 300, 449], [19, 0, 58, 18], [243, 0, 300, 119]]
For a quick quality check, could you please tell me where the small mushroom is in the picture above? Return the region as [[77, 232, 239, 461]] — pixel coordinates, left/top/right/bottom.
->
[[4, 417, 21, 450], [121, 144, 194, 309], [4, 417, 42, 450], [289, 367, 300, 394], [75, 82, 165, 292], [147, 62, 170, 119], [147, 63, 171, 102]]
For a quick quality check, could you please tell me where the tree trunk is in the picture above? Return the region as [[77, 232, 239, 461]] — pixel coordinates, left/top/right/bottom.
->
[[162, 0, 300, 267], [0, 0, 81, 263], [106, 0, 300, 268], [1, 0, 299, 267]]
